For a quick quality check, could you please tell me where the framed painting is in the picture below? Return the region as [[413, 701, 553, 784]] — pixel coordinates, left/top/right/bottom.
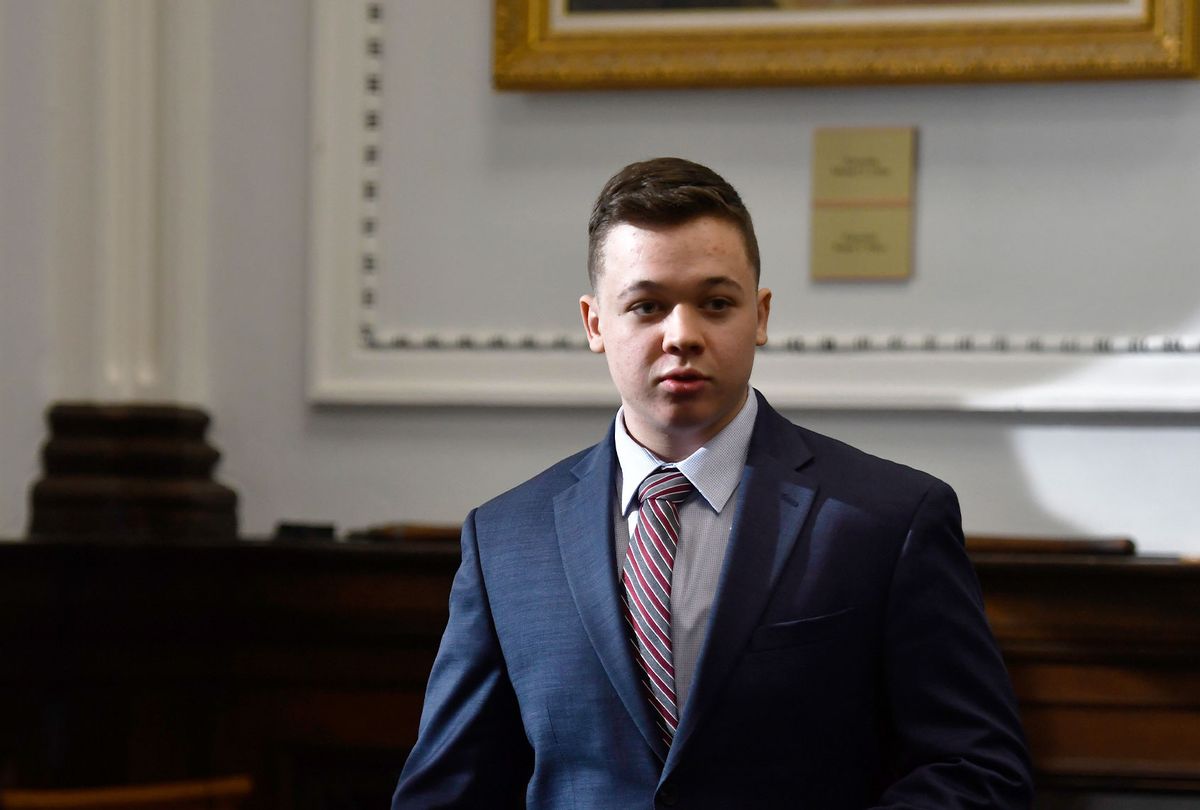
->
[[494, 0, 1199, 89]]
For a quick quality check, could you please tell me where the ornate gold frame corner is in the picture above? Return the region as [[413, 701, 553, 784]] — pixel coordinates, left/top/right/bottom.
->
[[494, 0, 1199, 90]]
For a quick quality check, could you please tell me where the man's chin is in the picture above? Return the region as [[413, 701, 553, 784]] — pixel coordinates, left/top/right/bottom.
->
[[658, 407, 721, 438]]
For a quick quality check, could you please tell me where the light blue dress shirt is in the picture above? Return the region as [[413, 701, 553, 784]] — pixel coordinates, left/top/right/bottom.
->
[[612, 390, 758, 714]]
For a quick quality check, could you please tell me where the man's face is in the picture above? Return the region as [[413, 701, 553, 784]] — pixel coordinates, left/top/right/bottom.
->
[[580, 216, 771, 461]]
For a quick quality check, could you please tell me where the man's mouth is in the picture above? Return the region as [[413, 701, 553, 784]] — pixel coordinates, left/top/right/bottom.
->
[[658, 369, 709, 394]]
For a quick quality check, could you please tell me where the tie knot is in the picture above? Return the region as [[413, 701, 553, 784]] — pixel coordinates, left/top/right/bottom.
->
[[638, 467, 693, 506]]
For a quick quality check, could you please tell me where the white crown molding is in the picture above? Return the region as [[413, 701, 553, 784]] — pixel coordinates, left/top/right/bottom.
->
[[353, 330, 1200, 356], [306, 0, 1200, 413], [312, 331, 1200, 412], [46, 0, 211, 405]]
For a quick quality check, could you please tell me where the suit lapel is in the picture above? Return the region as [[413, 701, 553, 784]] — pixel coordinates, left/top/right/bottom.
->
[[666, 398, 818, 771], [554, 430, 669, 761]]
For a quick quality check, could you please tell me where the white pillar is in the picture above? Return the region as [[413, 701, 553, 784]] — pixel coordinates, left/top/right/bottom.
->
[[46, 0, 212, 405]]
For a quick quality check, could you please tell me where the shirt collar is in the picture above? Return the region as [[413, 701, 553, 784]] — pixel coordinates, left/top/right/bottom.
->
[[613, 390, 757, 516]]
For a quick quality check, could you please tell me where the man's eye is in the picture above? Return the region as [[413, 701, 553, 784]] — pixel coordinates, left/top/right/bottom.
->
[[706, 298, 733, 311], [632, 302, 659, 315]]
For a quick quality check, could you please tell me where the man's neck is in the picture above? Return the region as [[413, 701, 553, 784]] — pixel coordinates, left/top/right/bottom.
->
[[628, 431, 703, 464], [623, 390, 752, 462]]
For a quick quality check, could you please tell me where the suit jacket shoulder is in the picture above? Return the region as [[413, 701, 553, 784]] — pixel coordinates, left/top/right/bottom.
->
[[751, 392, 954, 532], [471, 436, 613, 545]]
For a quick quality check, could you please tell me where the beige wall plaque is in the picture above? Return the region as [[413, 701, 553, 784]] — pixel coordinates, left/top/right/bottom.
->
[[811, 127, 915, 282]]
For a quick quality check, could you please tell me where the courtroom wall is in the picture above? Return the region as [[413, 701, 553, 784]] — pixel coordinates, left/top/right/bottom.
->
[[1, 0, 1198, 556]]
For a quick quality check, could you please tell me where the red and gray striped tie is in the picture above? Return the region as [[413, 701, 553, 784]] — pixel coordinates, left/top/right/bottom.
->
[[622, 466, 694, 747]]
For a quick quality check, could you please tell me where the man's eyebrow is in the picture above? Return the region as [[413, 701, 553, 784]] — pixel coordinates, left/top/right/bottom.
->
[[615, 276, 744, 299], [699, 276, 744, 291], [616, 280, 665, 299]]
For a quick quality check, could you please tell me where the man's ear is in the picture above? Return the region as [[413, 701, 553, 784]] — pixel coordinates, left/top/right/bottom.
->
[[580, 295, 605, 353], [755, 287, 772, 347]]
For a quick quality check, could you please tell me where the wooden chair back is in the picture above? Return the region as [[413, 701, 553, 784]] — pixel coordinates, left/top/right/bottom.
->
[[0, 776, 252, 810]]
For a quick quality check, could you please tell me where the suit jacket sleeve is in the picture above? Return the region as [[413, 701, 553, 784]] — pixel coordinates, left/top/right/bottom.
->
[[872, 481, 1034, 809], [392, 509, 532, 809]]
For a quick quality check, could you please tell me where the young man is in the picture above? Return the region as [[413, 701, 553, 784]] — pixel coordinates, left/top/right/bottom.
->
[[393, 158, 1033, 809]]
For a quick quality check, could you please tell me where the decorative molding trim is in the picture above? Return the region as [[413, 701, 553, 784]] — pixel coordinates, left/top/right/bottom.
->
[[357, 329, 1200, 356], [358, 3, 384, 339], [307, 0, 1200, 413]]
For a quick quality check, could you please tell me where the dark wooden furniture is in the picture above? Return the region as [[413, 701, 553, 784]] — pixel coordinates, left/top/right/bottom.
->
[[972, 545, 1200, 796], [0, 539, 454, 810], [1, 537, 1197, 808]]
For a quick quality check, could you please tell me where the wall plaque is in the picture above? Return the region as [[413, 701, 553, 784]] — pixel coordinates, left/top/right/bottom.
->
[[811, 127, 915, 282]]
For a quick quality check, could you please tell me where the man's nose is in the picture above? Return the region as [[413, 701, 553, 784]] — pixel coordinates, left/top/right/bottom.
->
[[662, 307, 704, 355]]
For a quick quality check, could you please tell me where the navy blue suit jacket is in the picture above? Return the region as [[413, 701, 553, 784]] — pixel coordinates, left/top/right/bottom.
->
[[394, 393, 1033, 808]]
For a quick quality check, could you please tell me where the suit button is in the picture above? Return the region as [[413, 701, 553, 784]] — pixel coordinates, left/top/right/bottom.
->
[[658, 782, 679, 806]]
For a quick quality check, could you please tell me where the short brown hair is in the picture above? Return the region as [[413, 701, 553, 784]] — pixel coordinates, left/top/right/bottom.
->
[[587, 157, 760, 289]]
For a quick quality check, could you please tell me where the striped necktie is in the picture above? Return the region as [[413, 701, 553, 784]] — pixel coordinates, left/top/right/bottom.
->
[[622, 466, 693, 747]]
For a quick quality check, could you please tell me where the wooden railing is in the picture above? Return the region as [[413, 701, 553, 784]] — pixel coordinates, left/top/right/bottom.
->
[[1, 535, 1197, 807]]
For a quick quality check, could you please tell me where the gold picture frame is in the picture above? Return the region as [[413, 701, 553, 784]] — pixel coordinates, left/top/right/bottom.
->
[[494, 0, 1198, 89]]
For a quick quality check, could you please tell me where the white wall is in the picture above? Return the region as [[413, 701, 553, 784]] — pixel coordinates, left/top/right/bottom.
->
[[2, 0, 1199, 557], [0, 1, 54, 540]]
